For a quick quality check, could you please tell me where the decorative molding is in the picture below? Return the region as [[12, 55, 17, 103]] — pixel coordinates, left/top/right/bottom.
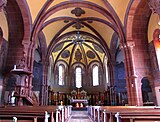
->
[[0, 0, 7, 12], [148, 0, 160, 15], [64, 20, 69, 23], [72, 22, 84, 29], [86, 50, 95, 59], [61, 50, 70, 58], [71, 7, 85, 17]]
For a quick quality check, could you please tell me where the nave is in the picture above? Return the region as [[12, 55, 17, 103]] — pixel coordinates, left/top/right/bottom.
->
[[67, 110, 93, 122]]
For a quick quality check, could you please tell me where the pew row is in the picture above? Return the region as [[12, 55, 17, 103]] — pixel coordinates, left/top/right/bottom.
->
[[0, 105, 72, 122], [87, 106, 160, 122]]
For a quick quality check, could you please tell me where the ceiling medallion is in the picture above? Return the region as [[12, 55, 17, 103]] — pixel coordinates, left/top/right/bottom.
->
[[72, 32, 85, 44], [0, 0, 7, 12], [72, 22, 84, 29], [71, 7, 85, 17], [148, 0, 160, 14]]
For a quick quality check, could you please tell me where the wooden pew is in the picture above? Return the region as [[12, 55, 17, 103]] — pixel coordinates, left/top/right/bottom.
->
[[88, 106, 160, 122], [0, 106, 58, 122]]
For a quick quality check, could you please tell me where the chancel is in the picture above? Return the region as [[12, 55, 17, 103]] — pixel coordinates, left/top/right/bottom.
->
[[0, 0, 160, 122]]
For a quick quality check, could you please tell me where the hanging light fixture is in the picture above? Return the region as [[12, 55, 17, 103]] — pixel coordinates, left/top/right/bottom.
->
[[72, 32, 85, 44], [148, 0, 160, 25]]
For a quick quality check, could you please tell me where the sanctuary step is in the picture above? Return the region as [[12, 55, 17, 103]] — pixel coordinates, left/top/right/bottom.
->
[[72, 107, 87, 111], [67, 110, 93, 122]]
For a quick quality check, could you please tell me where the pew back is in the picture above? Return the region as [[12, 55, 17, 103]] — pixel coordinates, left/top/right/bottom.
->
[[0, 106, 58, 122]]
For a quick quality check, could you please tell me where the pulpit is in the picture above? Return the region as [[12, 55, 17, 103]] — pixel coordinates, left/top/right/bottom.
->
[[10, 65, 32, 106]]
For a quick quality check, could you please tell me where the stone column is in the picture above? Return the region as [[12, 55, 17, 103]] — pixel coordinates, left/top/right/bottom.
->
[[122, 41, 143, 106]]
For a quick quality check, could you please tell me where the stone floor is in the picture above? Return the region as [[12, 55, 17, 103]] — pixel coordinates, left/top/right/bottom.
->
[[67, 110, 93, 122]]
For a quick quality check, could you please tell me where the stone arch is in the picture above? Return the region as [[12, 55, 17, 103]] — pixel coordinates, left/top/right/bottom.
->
[[55, 60, 68, 85], [32, 1, 125, 43], [31, 1, 125, 105], [5, 0, 32, 72], [126, 0, 152, 105], [127, 0, 151, 41]]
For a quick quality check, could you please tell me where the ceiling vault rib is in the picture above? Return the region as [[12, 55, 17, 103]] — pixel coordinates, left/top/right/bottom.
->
[[48, 30, 109, 59], [40, 17, 118, 34], [32, 0, 123, 46], [83, 43, 104, 70], [31, 0, 54, 40], [46, 21, 76, 61], [53, 42, 73, 70], [81, 21, 111, 60], [85, 40, 106, 55], [102, 0, 126, 44], [79, 43, 88, 69], [68, 44, 77, 71]]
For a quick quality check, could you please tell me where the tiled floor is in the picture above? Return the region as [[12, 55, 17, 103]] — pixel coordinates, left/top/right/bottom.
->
[[67, 111, 93, 122]]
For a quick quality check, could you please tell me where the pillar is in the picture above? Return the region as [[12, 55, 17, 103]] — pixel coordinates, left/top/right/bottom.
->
[[122, 41, 143, 106]]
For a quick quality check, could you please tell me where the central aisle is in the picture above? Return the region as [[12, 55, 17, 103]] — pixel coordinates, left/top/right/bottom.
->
[[67, 110, 93, 122]]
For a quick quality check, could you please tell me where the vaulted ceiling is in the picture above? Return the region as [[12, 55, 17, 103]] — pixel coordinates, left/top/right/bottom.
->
[[23, 0, 159, 65]]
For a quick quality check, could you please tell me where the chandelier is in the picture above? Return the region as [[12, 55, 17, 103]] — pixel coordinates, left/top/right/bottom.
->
[[72, 32, 85, 44]]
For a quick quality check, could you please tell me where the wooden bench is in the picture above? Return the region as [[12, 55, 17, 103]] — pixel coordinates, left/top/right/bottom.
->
[[88, 106, 160, 122], [0, 105, 72, 122]]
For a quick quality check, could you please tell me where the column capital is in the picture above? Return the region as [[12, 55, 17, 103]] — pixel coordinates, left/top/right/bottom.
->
[[120, 41, 135, 49], [126, 74, 138, 80]]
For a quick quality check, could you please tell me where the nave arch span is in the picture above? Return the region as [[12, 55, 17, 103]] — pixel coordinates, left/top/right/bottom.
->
[[29, 1, 128, 105], [126, 0, 153, 106]]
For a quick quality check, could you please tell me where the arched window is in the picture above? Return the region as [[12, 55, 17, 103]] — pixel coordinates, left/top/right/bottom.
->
[[93, 65, 99, 86], [59, 65, 64, 85], [76, 67, 82, 88], [105, 57, 109, 84]]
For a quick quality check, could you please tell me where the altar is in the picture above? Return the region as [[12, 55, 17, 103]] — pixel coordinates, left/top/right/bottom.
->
[[70, 89, 88, 108], [71, 99, 88, 108]]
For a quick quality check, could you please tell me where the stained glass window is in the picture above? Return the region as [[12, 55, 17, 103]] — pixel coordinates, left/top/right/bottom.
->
[[93, 65, 99, 86], [76, 67, 82, 88], [59, 65, 64, 85]]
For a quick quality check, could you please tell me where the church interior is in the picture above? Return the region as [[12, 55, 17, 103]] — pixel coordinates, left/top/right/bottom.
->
[[0, 0, 160, 122]]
